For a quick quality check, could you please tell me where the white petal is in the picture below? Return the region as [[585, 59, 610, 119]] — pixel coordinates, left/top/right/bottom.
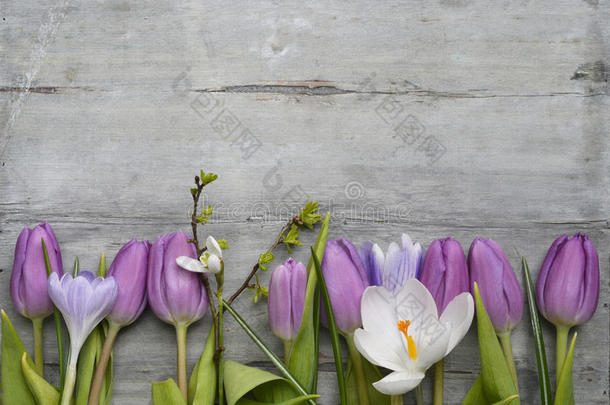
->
[[205, 255, 222, 274], [354, 329, 407, 371], [360, 287, 402, 347], [412, 319, 450, 370], [206, 236, 222, 258], [176, 256, 205, 273], [439, 292, 474, 356], [394, 279, 439, 325], [372, 370, 425, 395]]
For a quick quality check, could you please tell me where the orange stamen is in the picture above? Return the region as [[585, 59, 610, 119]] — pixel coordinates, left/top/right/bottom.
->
[[397, 320, 418, 360]]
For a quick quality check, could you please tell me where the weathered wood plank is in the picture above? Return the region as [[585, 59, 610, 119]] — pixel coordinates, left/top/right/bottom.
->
[[0, 0, 608, 403]]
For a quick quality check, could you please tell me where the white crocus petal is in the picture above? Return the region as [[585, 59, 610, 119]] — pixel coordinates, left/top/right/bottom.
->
[[439, 292, 474, 355], [205, 254, 222, 274], [372, 370, 425, 395], [353, 279, 473, 396], [176, 256, 206, 273], [206, 236, 222, 258]]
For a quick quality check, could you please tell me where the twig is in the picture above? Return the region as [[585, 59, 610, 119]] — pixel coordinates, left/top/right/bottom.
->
[[226, 215, 300, 305]]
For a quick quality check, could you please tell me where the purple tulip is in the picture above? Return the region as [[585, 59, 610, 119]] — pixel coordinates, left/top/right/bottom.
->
[[11, 223, 63, 320], [321, 238, 370, 334], [419, 238, 469, 314], [106, 239, 151, 327], [536, 233, 599, 327], [268, 259, 307, 341], [147, 231, 208, 326], [468, 238, 523, 334]]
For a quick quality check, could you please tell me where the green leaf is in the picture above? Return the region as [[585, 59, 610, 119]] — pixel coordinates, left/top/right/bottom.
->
[[553, 333, 577, 405], [462, 376, 486, 405], [493, 395, 520, 405], [151, 378, 186, 405], [222, 301, 314, 405], [188, 326, 216, 405], [283, 225, 302, 253], [217, 239, 230, 250], [73, 256, 80, 276], [97, 253, 107, 277], [42, 239, 65, 387], [21, 352, 60, 405], [258, 251, 275, 272], [75, 327, 102, 405], [236, 394, 320, 405], [310, 246, 347, 405], [288, 213, 329, 392], [345, 356, 390, 405], [224, 360, 286, 405], [521, 257, 552, 405], [1, 310, 36, 405], [473, 283, 520, 404], [200, 170, 218, 186], [298, 202, 323, 229]]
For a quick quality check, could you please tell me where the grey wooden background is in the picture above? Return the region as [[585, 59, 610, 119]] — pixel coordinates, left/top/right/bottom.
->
[[1, 0, 608, 403]]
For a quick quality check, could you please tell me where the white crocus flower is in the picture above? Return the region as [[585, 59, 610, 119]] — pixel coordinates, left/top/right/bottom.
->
[[354, 279, 474, 395], [176, 236, 223, 274]]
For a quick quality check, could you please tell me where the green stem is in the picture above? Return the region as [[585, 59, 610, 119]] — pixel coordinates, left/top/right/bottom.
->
[[555, 325, 569, 385], [346, 334, 370, 405], [433, 359, 444, 405], [415, 383, 424, 405], [216, 284, 224, 405], [61, 354, 78, 405], [390, 394, 403, 405], [88, 322, 121, 405], [283, 339, 293, 365], [498, 332, 519, 391], [32, 317, 44, 376], [175, 323, 189, 402]]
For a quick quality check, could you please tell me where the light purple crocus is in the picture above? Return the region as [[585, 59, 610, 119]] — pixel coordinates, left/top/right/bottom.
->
[[321, 238, 369, 334], [11, 223, 63, 320], [106, 239, 151, 327], [536, 233, 599, 328], [147, 231, 208, 326], [268, 259, 307, 341], [48, 271, 118, 405], [419, 238, 469, 314], [359, 234, 423, 294], [468, 238, 523, 334]]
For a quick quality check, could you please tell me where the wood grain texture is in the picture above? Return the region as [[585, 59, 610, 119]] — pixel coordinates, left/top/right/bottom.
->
[[1, 0, 608, 404]]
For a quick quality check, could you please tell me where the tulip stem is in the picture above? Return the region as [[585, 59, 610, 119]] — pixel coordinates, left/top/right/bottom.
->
[[32, 317, 44, 376], [415, 383, 424, 405], [346, 335, 370, 405], [555, 325, 569, 384], [433, 359, 443, 405], [390, 395, 403, 405], [61, 353, 78, 405], [88, 322, 121, 405], [216, 281, 225, 405], [498, 332, 519, 391], [283, 340, 293, 364], [175, 323, 189, 402]]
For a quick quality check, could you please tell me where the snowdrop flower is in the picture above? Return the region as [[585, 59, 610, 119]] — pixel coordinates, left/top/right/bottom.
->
[[354, 279, 473, 395], [176, 236, 223, 274], [47, 271, 118, 405], [359, 234, 424, 294]]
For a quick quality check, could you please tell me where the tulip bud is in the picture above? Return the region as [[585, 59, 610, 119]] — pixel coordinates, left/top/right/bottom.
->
[[11, 223, 63, 320], [468, 238, 523, 334], [147, 231, 208, 326], [321, 238, 369, 334], [419, 238, 469, 314], [536, 233, 599, 328], [268, 259, 307, 341], [106, 238, 151, 327]]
